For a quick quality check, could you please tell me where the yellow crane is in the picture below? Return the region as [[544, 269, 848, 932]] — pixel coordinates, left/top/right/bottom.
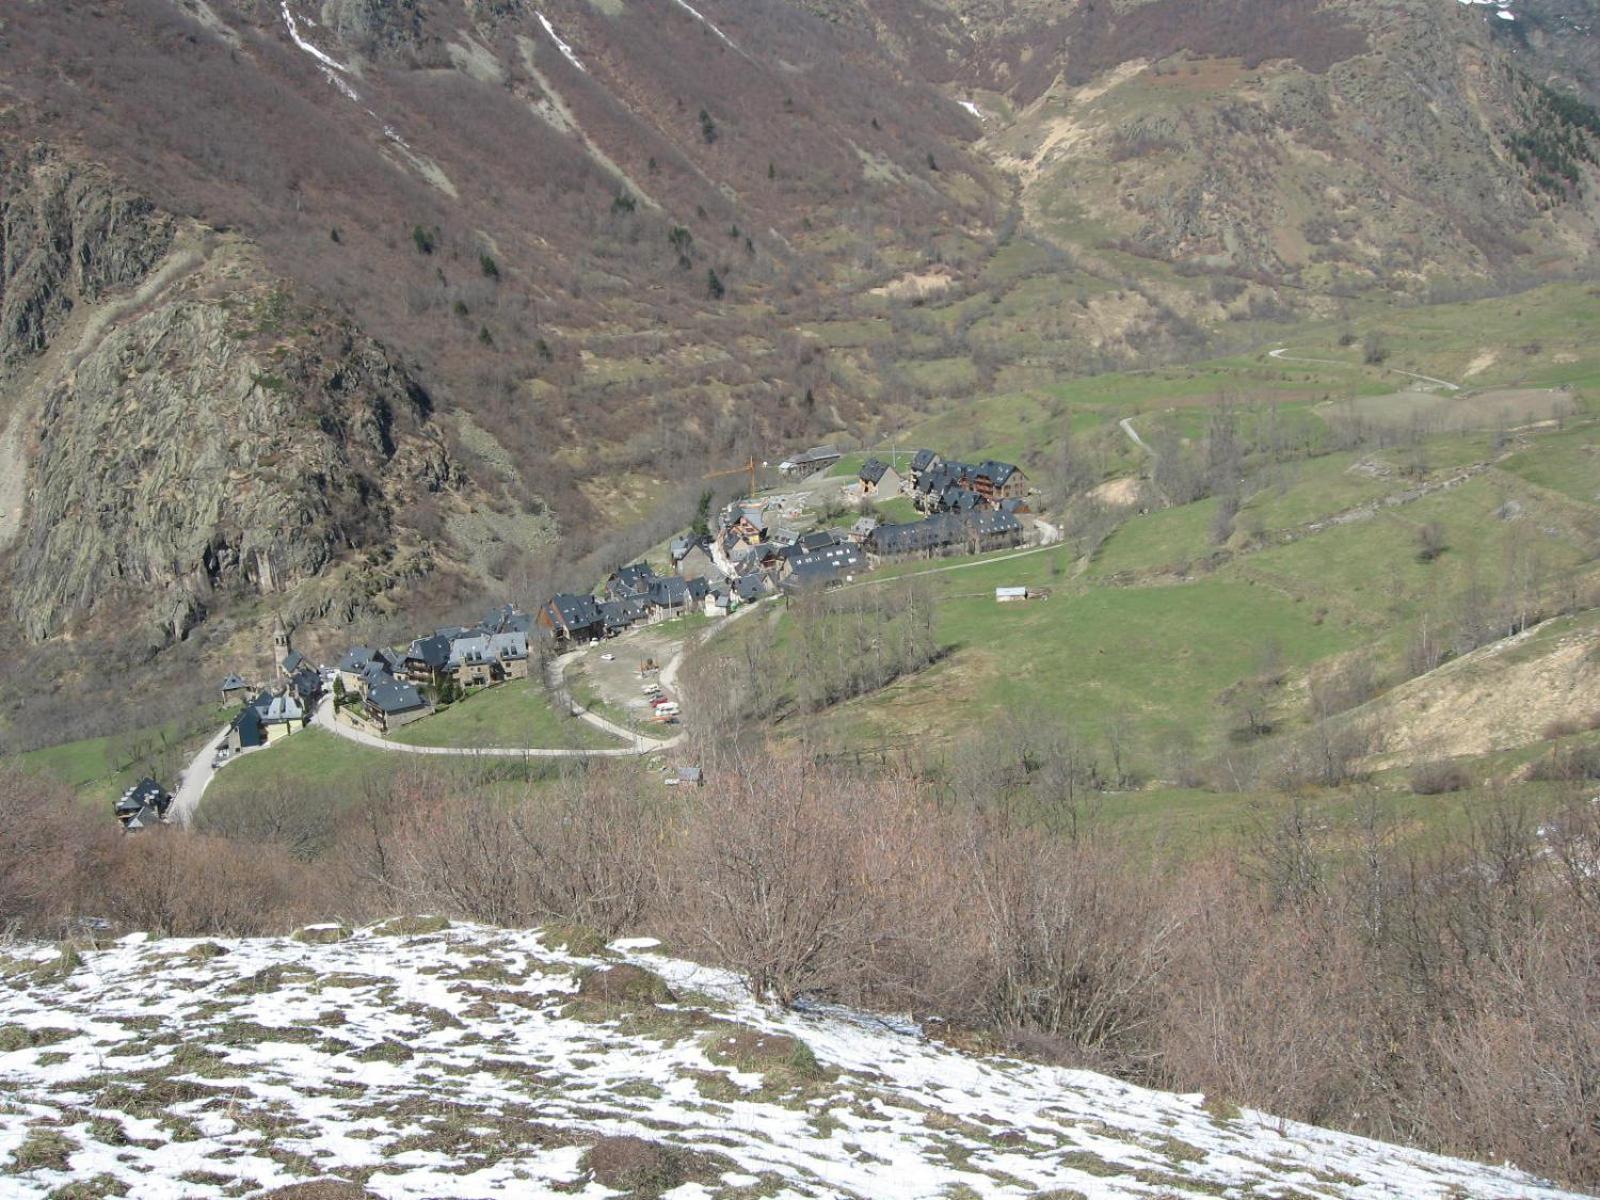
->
[[703, 456, 760, 496]]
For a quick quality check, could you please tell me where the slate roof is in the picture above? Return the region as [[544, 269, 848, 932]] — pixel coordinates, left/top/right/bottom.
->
[[337, 646, 377, 673], [261, 691, 305, 724], [859, 458, 891, 485], [368, 678, 426, 716], [117, 777, 170, 815], [280, 650, 309, 674], [869, 510, 1022, 557], [407, 634, 452, 670], [782, 557, 846, 592], [220, 673, 249, 692], [911, 449, 938, 474], [941, 486, 982, 512], [289, 667, 323, 701], [231, 705, 264, 749], [789, 543, 865, 573], [608, 563, 657, 598], [798, 528, 844, 553], [648, 576, 692, 608], [544, 593, 603, 634], [976, 460, 1021, 487], [734, 573, 766, 601], [599, 600, 641, 631]]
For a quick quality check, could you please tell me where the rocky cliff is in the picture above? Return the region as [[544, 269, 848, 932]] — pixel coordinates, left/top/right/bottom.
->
[[0, 150, 479, 646]]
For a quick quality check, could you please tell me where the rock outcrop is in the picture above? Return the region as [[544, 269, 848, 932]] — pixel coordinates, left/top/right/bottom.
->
[[0, 148, 175, 365], [0, 150, 468, 644]]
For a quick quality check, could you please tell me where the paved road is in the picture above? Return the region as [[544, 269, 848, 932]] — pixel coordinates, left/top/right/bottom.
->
[[169, 724, 233, 828], [1268, 347, 1460, 392]]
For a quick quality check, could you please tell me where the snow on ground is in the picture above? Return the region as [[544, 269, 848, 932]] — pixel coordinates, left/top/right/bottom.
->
[[0, 924, 1586, 1199], [668, 0, 742, 52], [958, 100, 985, 120], [281, 1, 362, 102], [537, 12, 588, 73]]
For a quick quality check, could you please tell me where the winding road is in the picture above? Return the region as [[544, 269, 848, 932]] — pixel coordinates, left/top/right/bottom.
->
[[1268, 346, 1460, 392], [169, 723, 237, 828]]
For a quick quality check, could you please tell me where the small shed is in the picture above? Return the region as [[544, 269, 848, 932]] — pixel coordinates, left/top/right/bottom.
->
[[996, 587, 1028, 603]]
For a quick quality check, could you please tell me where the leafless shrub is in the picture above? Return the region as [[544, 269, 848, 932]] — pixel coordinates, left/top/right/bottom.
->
[[1409, 760, 1472, 795]]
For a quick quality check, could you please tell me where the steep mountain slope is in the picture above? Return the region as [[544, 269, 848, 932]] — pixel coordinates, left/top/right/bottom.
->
[[0, 0, 1002, 652], [801, 0, 1600, 292], [0, 149, 488, 649], [1, 0, 1598, 705], [0, 922, 1588, 1199]]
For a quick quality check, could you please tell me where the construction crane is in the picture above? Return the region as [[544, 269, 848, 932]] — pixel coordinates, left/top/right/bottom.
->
[[703, 456, 761, 496]]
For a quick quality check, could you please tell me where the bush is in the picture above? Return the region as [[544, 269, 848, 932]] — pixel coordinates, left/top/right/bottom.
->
[[1409, 760, 1471, 795], [584, 1136, 681, 1193], [576, 964, 675, 1008]]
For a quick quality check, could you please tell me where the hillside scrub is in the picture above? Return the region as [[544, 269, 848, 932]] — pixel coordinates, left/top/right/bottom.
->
[[2, 760, 1598, 1188]]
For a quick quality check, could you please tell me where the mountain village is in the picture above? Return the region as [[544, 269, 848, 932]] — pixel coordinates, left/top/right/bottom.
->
[[116, 446, 1041, 829]]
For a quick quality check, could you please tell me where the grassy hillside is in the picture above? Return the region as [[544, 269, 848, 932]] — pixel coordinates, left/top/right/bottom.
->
[[690, 293, 1600, 847]]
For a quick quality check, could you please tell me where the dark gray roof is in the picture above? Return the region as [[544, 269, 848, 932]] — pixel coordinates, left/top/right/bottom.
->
[[337, 646, 377, 672], [941, 486, 982, 511], [648, 576, 692, 607], [976, 460, 1021, 487], [798, 528, 843, 553], [869, 510, 1022, 556], [782, 557, 845, 592], [232, 705, 264, 748], [290, 667, 322, 699], [608, 563, 657, 598], [735, 573, 765, 601], [408, 634, 452, 670], [685, 576, 711, 601], [117, 777, 169, 814], [280, 650, 309, 673], [544, 593, 603, 633], [859, 458, 891, 485], [367, 679, 426, 715], [911, 449, 938, 473], [790, 544, 865, 573], [221, 673, 249, 691], [599, 599, 640, 630]]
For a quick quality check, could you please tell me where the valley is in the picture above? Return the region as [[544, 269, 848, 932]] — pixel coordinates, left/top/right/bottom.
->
[[3, 0, 1600, 1195]]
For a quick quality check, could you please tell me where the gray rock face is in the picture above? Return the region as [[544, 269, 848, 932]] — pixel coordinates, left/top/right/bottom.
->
[[0, 151, 465, 644], [0, 149, 175, 365]]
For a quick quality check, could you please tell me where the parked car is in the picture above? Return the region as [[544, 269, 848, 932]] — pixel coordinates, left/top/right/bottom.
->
[[600, 653, 615, 661]]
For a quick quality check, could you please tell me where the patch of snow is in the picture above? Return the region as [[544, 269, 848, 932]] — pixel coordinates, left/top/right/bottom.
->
[[536, 11, 587, 72], [958, 99, 985, 120], [609, 936, 662, 951], [669, 0, 742, 51], [0, 924, 1587, 1200]]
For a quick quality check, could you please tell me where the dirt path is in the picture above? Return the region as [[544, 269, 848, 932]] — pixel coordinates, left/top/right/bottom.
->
[[0, 410, 25, 552], [0, 232, 214, 553], [1268, 346, 1460, 392], [1119, 417, 1151, 454]]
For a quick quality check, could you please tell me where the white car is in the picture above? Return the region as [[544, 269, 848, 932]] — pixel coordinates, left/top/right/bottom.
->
[[600, 653, 615, 661]]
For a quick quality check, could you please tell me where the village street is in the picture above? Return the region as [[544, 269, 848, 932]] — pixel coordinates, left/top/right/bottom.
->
[[169, 724, 234, 827]]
